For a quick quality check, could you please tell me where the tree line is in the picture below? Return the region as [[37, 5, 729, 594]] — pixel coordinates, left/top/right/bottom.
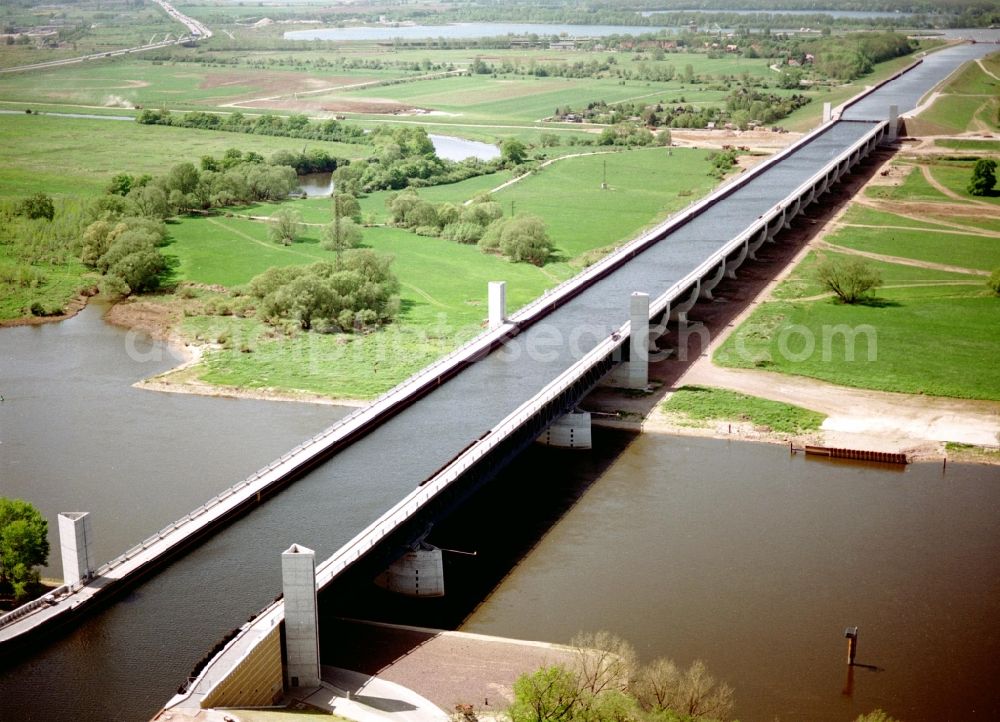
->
[[136, 108, 368, 146]]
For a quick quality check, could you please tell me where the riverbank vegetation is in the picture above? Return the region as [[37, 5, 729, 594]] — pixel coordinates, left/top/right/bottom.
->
[[509, 631, 734, 722], [0, 498, 50, 604], [663, 386, 825, 435]]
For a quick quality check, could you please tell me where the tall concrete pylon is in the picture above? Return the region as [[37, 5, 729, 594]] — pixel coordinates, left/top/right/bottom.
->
[[628, 292, 650, 389], [488, 281, 507, 330], [282, 544, 320, 689], [58, 512, 93, 587]]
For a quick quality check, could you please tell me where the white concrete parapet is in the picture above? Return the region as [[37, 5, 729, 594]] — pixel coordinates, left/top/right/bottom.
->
[[282, 544, 320, 689]]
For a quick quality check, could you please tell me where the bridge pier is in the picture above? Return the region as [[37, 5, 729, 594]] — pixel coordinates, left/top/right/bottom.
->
[[669, 280, 701, 325], [58, 512, 93, 587], [282, 544, 320, 689], [765, 209, 785, 240], [747, 227, 768, 260], [699, 261, 726, 300], [376, 543, 445, 597], [725, 240, 749, 280], [823, 101, 832, 123], [488, 281, 506, 330], [538, 409, 593, 449]]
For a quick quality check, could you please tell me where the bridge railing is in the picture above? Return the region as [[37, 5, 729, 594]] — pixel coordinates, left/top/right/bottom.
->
[[648, 119, 889, 320]]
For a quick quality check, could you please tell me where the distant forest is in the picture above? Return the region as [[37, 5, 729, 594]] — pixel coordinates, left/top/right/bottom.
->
[[385, 0, 999, 28]]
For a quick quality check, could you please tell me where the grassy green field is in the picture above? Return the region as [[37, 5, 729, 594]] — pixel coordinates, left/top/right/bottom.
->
[[663, 385, 826, 434], [0, 113, 367, 198], [865, 163, 949, 203], [825, 225, 999, 272], [935, 138, 1000, 152], [715, 200, 1000, 400], [159, 145, 719, 397]]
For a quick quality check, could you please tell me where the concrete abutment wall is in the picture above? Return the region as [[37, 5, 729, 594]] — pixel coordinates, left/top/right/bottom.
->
[[199, 624, 283, 709]]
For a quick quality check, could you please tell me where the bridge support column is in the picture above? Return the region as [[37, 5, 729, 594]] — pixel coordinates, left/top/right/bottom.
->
[[669, 280, 701, 325], [627, 291, 650, 389], [699, 261, 726, 300], [58, 512, 93, 587], [282, 544, 320, 689], [766, 209, 785, 240], [747, 227, 768, 260], [823, 102, 832, 123], [488, 281, 506, 330], [725, 240, 748, 280], [538, 409, 592, 449]]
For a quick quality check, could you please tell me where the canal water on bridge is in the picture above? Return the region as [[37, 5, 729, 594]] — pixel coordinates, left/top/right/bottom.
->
[[459, 431, 1000, 722]]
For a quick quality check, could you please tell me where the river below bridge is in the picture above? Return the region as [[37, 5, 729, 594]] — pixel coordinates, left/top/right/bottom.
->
[[1, 305, 998, 721]]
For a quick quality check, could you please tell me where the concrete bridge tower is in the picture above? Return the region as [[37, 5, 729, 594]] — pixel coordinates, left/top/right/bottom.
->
[[282, 544, 320, 689], [58, 512, 93, 587]]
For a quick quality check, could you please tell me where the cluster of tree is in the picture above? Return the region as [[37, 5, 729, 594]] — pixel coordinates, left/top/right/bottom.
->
[[136, 108, 368, 146], [107, 151, 300, 215], [597, 121, 658, 147], [267, 147, 347, 175], [386, 189, 554, 265], [332, 126, 502, 194], [246, 253, 400, 331], [725, 86, 810, 126], [556, 84, 808, 130], [509, 631, 734, 722], [707, 149, 741, 179], [802, 32, 913, 81], [79, 215, 168, 297], [967, 158, 997, 197], [0, 498, 49, 603], [375, 1, 980, 29]]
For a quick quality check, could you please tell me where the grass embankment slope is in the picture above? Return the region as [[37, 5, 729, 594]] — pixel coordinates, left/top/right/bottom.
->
[[158, 146, 718, 399], [910, 52, 1000, 135]]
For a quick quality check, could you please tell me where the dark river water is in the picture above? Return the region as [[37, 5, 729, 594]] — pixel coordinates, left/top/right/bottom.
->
[[462, 433, 1000, 722], [1, 305, 998, 721]]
